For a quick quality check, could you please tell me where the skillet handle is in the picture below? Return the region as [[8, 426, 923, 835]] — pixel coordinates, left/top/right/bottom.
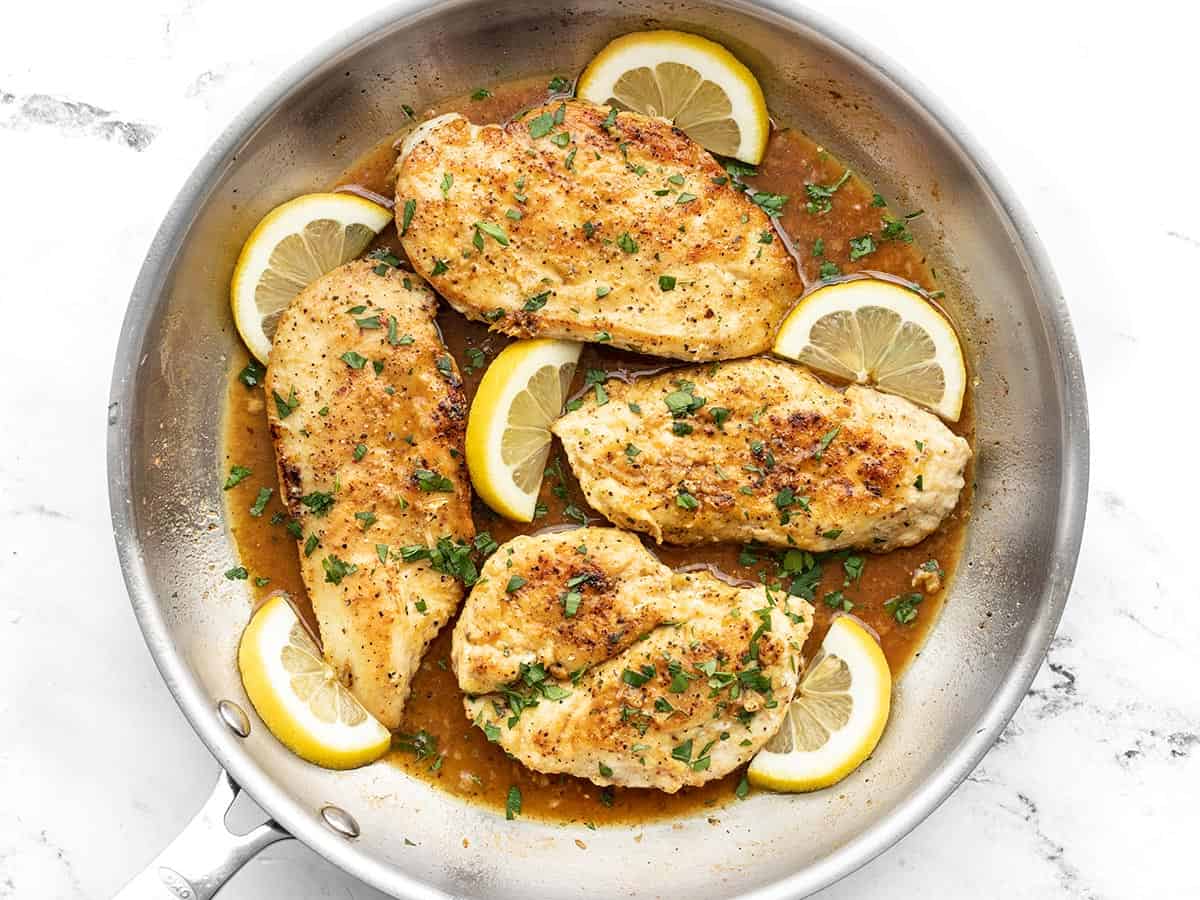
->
[[113, 768, 291, 900]]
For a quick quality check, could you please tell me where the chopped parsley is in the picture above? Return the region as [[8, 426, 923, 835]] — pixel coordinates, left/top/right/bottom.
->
[[658, 275, 676, 292], [249, 487, 272, 517], [354, 443, 368, 461], [400, 198, 416, 234], [723, 159, 758, 180], [774, 487, 807, 525], [621, 665, 656, 688], [848, 234, 877, 261], [881, 215, 913, 243], [340, 350, 368, 370], [804, 169, 851, 215], [470, 87, 492, 100], [676, 488, 699, 510], [843, 555, 865, 583], [548, 75, 571, 93], [300, 491, 335, 516], [321, 555, 357, 585], [585, 368, 609, 406], [527, 111, 556, 138], [814, 425, 841, 460], [224, 566, 248, 580], [523, 291, 550, 311], [464, 347, 486, 374], [505, 785, 522, 820], [237, 359, 265, 388], [818, 261, 841, 280], [474, 221, 510, 247], [824, 590, 853, 612], [617, 232, 638, 254], [561, 589, 582, 618], [431, 258, 449, 276], [399, 536, 484, 586], [272, 388, 299, 419], [223, 465, 252, 490], [664, 381, 705, 418], [750, 191, 788, 215], [414, 468, 454, 492], [394, 729, 439, 761], [354, 510, 377, 531], [506, 575, 526, 593], [885, 592, 924, 625]]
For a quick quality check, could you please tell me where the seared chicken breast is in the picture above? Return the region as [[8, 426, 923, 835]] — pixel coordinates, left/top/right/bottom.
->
[[266, 259, 473, 729], [552, 359, 971, 552], [452, 528, 811, 792], [394, 100, 803, 360]]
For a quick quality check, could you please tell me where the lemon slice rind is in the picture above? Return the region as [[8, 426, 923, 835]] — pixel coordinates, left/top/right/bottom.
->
[[466, 338, 583, 522], [576, 30, 770, 164], [748, 615, 891, 792], [773, 278, 966, 421], [237, 594, 391, 770], [231, 193, 393, 364]]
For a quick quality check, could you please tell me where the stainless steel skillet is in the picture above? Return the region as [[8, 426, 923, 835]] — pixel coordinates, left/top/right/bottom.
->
[[107, 1, 1089, 897]]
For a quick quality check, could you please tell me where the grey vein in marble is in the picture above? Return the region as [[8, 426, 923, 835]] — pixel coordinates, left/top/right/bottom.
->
[[0, 89, 155, 150], [1167, 230, 1200, 248]]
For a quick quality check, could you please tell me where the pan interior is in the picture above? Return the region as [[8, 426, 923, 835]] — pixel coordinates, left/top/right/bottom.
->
[[110, 1, 1084, 897]]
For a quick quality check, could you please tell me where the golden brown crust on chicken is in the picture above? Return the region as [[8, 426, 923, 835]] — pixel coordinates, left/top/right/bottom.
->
[[394, 101, 803, 360], [552, 359, 971, 552], [265, 259, 473, 729], [453, 528, 811, 792]]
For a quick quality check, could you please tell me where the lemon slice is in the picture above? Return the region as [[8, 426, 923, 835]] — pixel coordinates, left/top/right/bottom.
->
[[577, 30, 770, 164], [237, 593, 391, 770], [466, 338, 583, 521], [230, 193, 392, 364], [749, 615, 891, 792], [773, 278, 967, 421]]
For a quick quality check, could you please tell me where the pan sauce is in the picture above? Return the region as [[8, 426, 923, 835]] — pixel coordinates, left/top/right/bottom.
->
[[221, 75, 973, 825]]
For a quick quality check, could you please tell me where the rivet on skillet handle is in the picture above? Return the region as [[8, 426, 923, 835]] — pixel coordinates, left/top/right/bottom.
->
[[320, 805, 361, 839], [111, 768, 291, 900], [217, 699, 251, 738]]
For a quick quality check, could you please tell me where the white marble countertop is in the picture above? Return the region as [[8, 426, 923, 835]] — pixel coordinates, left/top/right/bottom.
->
[[1, 0, 1197, 897]]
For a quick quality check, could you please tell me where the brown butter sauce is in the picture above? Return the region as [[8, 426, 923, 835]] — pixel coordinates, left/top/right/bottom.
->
[[221, 75, 973, 826]]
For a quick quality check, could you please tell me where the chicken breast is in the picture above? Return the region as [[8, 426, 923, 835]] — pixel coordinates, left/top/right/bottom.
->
[[265, 258, 474, 729], [394, 100, 803, 361], [452, 528, 811, 792], [552, 359, 971, 553]]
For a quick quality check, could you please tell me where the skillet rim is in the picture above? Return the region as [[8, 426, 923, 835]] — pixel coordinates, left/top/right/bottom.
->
[[106, 1, 1090, 896]]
